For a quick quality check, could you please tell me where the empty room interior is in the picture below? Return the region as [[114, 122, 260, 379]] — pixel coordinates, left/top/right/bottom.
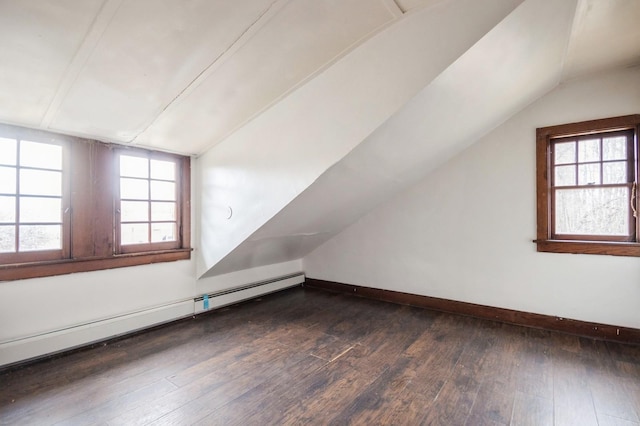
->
[[1, 0, 640, 424]]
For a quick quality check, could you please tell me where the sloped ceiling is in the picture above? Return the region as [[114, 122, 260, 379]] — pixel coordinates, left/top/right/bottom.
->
[[0, 0, 403, 153], [0, 0, 638, 278], [563, 0, 640, 79], [197, 0, 525, 278], [209, 0, 579, 275]]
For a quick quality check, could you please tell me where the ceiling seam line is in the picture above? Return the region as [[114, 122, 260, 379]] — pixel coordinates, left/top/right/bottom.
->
[[39, 0, 125, 130], [130, 0, 291, 146]]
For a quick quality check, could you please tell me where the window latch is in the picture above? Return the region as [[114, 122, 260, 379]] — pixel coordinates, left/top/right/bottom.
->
[[632, 182, 638, 218]]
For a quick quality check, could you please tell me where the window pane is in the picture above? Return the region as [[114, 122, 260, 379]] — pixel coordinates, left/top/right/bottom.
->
[[578, 138, 600, 162], [554, 165, 575, 186], [578, 163, 600, 186], [554, 142, 575, 165], [120, 178, 148, 200], [0, 166, 16, 193], [121, 201, 149, 222], [555, 187, 628, 236], [19, 224, 61, 251], [20, 197, 61, 223], [602, 136, 626, 161], [20, 141, 62, 170], [151, 181, 175, 201], [121, 223, 149, 245], [20, 169, 62, 196], [0, 225, 15, 252], [0, 196, 15, 223], [151, 222, 176, 242], [151, 202, 176, 221], [603, 162, 627, 185], [151, 159, 175, 181], [120, 155, 148, 178], [0, 138, 17, 166]]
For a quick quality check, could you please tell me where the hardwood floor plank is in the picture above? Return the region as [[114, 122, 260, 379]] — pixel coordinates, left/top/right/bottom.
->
[[596, 414, 640, 426], [2, 286, 639, 425], [194, 354, 327, 425], [54, 378, 177, 426], [590, 371, 640, 423], [420, 367, 482, 426], [263, 349, 383, 424], [467, 381, 514, 425], [326, 356, 414, 425], [510, 391, 553, 426], [623, 378, 640, 423], [515, 339, 554, 399], [552, 349, 598, 426]]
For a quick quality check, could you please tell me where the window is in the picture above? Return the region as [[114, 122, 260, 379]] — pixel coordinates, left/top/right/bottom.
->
[[0, 134, 70, 263], [536, 115, 640, 256], [117, 151, 182, 252], [0, 124, 190, 281]]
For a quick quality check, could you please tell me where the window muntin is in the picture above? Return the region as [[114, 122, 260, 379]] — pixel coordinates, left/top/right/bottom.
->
[[0, 123, 191, 281], [536, 115, 640, 257], [549, 131, 635, 241], [117, 152, 181, 252], [0, 137, 67, 259]]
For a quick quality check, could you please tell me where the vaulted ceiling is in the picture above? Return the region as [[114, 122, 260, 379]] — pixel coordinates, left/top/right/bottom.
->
[[1, 0, 639, 278]]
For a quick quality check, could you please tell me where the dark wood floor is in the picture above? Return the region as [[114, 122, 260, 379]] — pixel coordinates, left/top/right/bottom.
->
[[1, 286, 639, 425]]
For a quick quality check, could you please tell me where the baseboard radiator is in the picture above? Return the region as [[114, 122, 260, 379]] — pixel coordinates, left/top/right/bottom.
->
[[194, 272, 305, 314], [1, 272, 305, 369], [0, 300, 194, 368]]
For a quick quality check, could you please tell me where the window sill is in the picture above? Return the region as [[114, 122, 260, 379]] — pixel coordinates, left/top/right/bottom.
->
[[535, 239, 640, 257], [0, 249, 192, 282]]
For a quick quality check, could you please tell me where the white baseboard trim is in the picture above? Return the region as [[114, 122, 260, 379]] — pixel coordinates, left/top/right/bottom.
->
[[0, 300, 194, 368]]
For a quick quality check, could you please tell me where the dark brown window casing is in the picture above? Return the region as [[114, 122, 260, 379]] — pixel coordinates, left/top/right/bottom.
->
[[0, 124, 191, 281], [536, 115, 640, 256]]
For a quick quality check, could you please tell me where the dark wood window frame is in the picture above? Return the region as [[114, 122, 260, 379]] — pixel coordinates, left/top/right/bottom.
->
[[0, 128, 72, 264], [116, 148, 185, 254], [536, 115, 640, 256], [0, 124, 191, 281]]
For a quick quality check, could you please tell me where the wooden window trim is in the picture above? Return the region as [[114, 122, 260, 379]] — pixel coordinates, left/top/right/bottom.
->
[[536, 115, 640, 256], [0, 129, 71, 264], [549, 130, 636, 242], [0, 250, 192, 281], [0, 124, 191, 282], [115, 148, 185, 254]]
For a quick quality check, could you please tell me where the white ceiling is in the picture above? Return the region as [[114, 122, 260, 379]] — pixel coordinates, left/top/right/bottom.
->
[[2, 0, 637, 156], [0, 0, 403, 154], [563, 0, 640, 79]]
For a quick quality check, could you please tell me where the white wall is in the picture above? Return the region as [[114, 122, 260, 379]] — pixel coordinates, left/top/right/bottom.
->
[[0, 261, 196, 343], [304, 66, 640, 329], [196, 259, 302, 296], [196, 0, 522, 279]]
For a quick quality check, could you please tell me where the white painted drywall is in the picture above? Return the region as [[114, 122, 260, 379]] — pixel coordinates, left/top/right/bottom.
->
[[209, 0, 577, 276], [304, 66, 640, 329], [0, 259, 196, 344], [136, 0, 396, 154], [196, 0, 523, 278]]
